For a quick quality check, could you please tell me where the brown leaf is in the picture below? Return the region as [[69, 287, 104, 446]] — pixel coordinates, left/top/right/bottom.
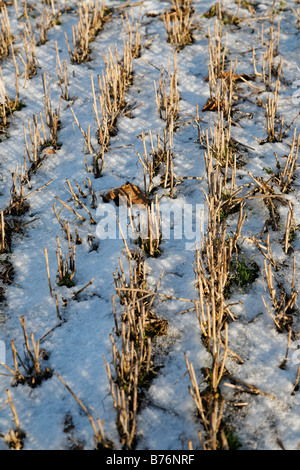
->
[[204, 72, 252, 83], [221, 71, 252, 82], [203, 97, 220, 112], [102, 182, 150, 207]]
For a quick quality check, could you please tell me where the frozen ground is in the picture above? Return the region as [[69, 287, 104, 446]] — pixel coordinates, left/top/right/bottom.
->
[[0, 0, 300, 450]]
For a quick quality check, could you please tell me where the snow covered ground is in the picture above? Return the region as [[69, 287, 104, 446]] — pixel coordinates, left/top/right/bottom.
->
[[0, 0, 300, 451]]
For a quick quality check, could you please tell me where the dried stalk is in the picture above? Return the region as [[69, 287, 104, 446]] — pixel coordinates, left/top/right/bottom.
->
[[127, 194, 162, 257], [65, 0, 111, 64], [283, 202, 296, 254], [0, 389, 26, 450], [55, 230, 76, 287], [137, 126, 174, 195], [154, 51, 179, 126], [0, 316, 52, 387], [121, 9, 141, 59], [105, 254, 167, 449], [44, 246, 53, 297], [57, 374, 113, 449], [18, 24, 38, 87], [186, 123, 249, 448], [66, 178, 96, 224], [163, 0, 194, 50], [274, 130, 300, 193], [263, 256, 298, 333], [55, 41, 70, 101], [185, 353, 227, 450], [292, 7, 300, 29], [0, 5, 13, 60], [0, 209, 8, 253], [42, 73, 62, 147], [0, 64, 22, 134]]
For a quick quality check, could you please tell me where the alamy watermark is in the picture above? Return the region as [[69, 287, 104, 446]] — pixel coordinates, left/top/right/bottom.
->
[[95, 197, 205, 251], [291, 340, 300, 365], [292, 79, 300, 105], [0, 77, 6, 106], [0, 340, 5, 364]]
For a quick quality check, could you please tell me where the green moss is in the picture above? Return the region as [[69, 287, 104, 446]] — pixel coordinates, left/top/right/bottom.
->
[[14, 100, 26, 111], [58, 273, 75, 288], [289, 226, 298, 243], [221, 12, 241, 26], [238, 0, 256, 8], [224, 255, 259, 299], [263, 167, 273, 175], [103, 7, 113, 17], [0, 100, 26, 121], [138, 369, 156, 389], [274, 1, 287, 14], [212, 140, 238, 167], [232, 256, 259, 288], [203, 4, 241, 25], [203, 5, 217, 18], [222, 426, 242, 450], [223, 282, 231, 300], [137, 237, 162, 258], [218, 190, 241, 221]]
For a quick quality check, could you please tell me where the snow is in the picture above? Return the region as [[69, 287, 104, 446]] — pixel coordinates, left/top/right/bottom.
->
[[0, 0, 299, 451]]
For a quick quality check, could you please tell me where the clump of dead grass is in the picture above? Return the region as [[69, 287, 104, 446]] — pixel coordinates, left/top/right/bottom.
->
[[163, 0, 194, 51], [65, 0, 112, 64], [104, 252, 167, 449], [154, 51, 179, 127], [57, 374, 114, 449], [0, 4, 13, 60], [0, 316, 52, 388], [72, 33, 136, 177], [0, 388, 26, 450]]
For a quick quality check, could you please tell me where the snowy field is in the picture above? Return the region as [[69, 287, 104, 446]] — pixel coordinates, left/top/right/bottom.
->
[[0, 0, 300, 451]]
